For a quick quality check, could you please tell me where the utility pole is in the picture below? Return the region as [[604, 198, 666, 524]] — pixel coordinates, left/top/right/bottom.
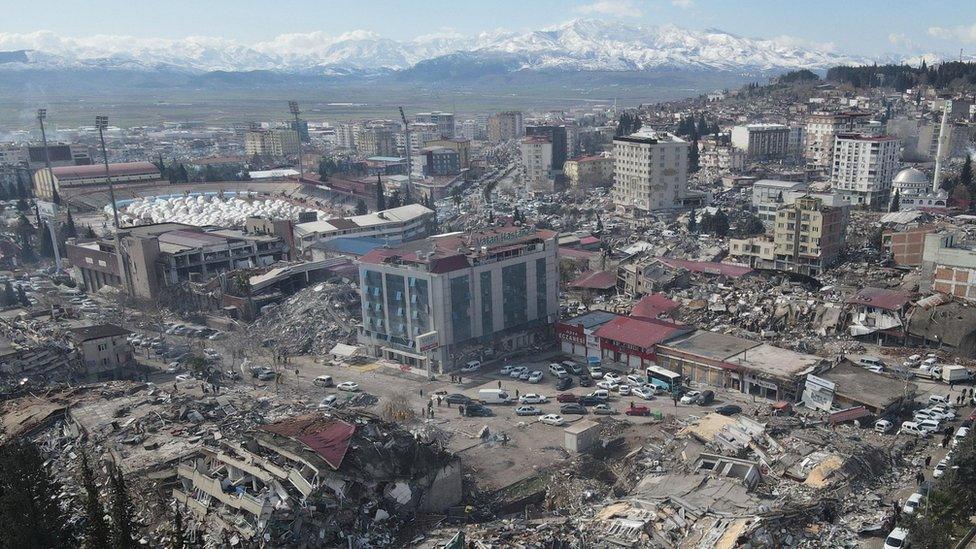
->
[[35, 109, 63, 273], [289, 101, 304, 180]]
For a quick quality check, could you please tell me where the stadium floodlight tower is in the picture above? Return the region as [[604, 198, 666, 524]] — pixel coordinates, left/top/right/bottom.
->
[[35, 108, 62, 273], [288, 101, 304, 179], [95, 115, 121, 229]]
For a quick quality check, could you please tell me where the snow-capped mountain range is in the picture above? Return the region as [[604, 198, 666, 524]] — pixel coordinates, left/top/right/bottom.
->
[[0, 19, 878, 76]]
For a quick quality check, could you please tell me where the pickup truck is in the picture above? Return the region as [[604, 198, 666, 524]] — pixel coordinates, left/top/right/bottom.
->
[[913, 367, 942, 380]]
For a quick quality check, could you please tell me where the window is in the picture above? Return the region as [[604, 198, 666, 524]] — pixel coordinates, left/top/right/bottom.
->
[[97, 343, 108, 351]]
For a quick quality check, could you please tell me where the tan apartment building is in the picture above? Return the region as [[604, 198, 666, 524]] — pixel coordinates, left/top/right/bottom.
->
[[772, 196, 848, 275], [923, 232, 976, 301], [612, 128, 689, 214], [564, 155, 613, 189], [244, 129, 300, 158], [487, 111, 524, 143]]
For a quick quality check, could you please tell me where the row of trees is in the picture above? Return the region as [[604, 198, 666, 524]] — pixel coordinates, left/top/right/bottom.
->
[[906, 428, 976, 547], [687, 208, 731, 237], [827, 60, 976, 91], [941, 156, 975, 211]]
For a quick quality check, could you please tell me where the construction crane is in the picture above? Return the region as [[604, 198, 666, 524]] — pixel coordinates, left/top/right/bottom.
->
[[399, 106, 413, 193]]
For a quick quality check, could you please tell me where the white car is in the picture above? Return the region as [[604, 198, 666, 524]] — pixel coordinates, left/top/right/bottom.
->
[[175, 374, 190, 382], [933, 459, 949, 479], [588, 366, 604, 379], [954, 426, 971, 446], [500, 364, 519, 375], [902, 493, 922, 515], [866, 365, 884, 374], [625, 374, 644, 386], [313, 375, 334, 388], [509, 366, 528, 378], [461, 360, 481, 372], [337, 381, 360, 392], [918, 418, 941, 433], [883, 527, 909, 549], [318, 395, 338, 409], [538, 414, 566, 426], [597, 380, 619, 391], [527, 371, 544, 383], [680, 391, 701, 405], [617, 384, 631, 396], [519, 393, 548, 404], [603, 372, 622, 383], [632, 386, 656, 400]]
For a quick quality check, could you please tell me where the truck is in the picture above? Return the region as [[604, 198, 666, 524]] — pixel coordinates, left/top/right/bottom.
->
[[941, 365, 972, 384], [914, 366, 942, 380], [478, 389, 513, 404]]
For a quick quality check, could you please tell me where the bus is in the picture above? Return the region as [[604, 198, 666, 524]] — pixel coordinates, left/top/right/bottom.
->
[[646, 365, 682, 393]]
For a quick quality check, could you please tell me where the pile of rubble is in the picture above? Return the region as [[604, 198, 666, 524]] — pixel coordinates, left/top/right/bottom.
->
[[246, 282, 359, 356]]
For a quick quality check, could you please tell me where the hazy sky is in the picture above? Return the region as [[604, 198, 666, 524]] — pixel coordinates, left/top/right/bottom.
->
[[1, 0, 975, 57]]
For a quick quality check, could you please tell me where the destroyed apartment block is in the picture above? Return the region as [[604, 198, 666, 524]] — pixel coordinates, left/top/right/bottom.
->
[[173, 412, 462, 544]]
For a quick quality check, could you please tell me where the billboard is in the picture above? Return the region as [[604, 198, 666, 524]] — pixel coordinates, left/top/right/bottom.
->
[[414, 331, 439, 352]]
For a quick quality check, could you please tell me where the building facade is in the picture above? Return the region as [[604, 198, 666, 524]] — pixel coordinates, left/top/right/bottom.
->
[[804, 110, 874, 169], [831, 133, 899, 208], [772, 196, 848, 275], [730, 124, 789, 160], [520, 136, 554, 194], [68, 324, 134, 381], [564, 155, 613, 189], [487, 111, 524, 143], [415, 112, 455, 139], [357, 226, 559, 371], [294, 204, 436, 251], [244, 129, 300, 157], [612, 129, 689, 214], [923, 232, 976, 301]]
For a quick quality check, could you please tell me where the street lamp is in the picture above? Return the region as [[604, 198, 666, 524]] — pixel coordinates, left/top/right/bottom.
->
[[288, 101, 304, 179], [35, 108, 62, 273], [95, 116, 121, 229]]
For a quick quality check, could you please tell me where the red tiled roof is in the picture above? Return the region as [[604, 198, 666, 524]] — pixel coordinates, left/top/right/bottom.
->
[[631, 293, 679, 319], [656, 257, 753, 278], [260, 415, 356, 470], [569, 270, 617, 290], [594, 316, 688, 351], [49, 161, 160, 180], [579, 236, 601, 246], [845, 287, 912, 311], [557, 247, 597, 260]]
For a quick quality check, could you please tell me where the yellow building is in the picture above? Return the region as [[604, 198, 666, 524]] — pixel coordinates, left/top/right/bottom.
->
[[564, 155, 613, 189], [772, 195, 847, 275]]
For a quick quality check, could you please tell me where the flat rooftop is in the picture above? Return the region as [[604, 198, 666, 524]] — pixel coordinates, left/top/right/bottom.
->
[[820, 362, 917, 410], [725, 343, 823, 379], [661, 330, 761, 361]]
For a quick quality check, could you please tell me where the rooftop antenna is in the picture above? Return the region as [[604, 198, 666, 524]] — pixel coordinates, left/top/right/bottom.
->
[[288, 100, 303, 180], [399, 106, 413, 192]]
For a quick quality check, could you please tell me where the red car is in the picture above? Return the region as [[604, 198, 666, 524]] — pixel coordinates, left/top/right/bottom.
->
[[556, 393, 578, 403], [625, 405, 650, 416]]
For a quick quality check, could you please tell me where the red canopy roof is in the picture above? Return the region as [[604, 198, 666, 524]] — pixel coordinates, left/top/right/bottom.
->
[[657, 257, 753, 278], [631, 293, 679, 319], [845, 287, 912, 311], [569, 270, 616, 290], [594, 316, 687, 351]]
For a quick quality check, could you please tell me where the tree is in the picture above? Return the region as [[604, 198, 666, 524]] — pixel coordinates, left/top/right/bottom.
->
[[176, 164, 189, 183], [64, 209, 78, 238], [16, 198, 28, 212], [109, 468, 136, 549], [354, 199, 368, 215], [698, 211, 713, 234], [17, 213, 34, 262], [961, 154, 974, 193], [889, 190, 901, 212], [711, 210, 730, 237], [595, 215, 604, 234], [687, 208, 697, 233], [375, 177, 386, 211], [688, 138, 700, 173], [81, 451, 110, 549], [38, 222, 55, 258], [318, 158, 331, 182], [16, 180, 27, 199], [951, 184, 971, 210], [387, 190, 402, 209], [450, 186, 463, 211], [2, 282, 15, 307], [487, 209, 495, 224], [0, 438, 72, 548], [16, 285, 30, 307], [84, 225, 97, 239]]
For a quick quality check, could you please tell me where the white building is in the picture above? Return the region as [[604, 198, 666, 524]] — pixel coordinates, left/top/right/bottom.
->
[[244, 129, 300, 157], [804, 111, 874, 169], [612, 128, 689, 214], [294, 204, 435, 252], [415, 112, 455, 139], [831, 133, 899, 207], [521, 136, 554, 194], [730, 123, 789, 159]]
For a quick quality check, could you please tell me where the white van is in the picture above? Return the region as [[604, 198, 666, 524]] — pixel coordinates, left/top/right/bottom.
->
[[929, 394, 950, 406], [858, 356, 886, 369], [874, 419, 893, 434], [478, 389, 512, 404], [899, 421, 928, 437]]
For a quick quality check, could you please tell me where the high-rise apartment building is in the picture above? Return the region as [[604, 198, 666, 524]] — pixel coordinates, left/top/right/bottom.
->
[[525, 125, 568, 171], [831, 133, 899, 207], [520, 136, 554, 193], [488, 111, 524, 143], [415, 112, 455, 139], [244, 129, 300, 157], [772, 196, 848, 275], [611, 128, 689, 214], [804, 111, 874, 169], [357, 226, 559, 371], [359, 127, 398, 157], [730, 123, 789, 160]]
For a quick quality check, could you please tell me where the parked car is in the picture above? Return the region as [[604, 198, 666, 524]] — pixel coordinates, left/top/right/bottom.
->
[[528, 371, 544, 384], [680, 390, 701, 405], [560, 403, 587, 415], [933, 459, 950, 479], [465, 405, 493, 417], [883, 527, 909, 549], [556, 393, 579, 403], [592, 404, 617, 415], [445, 393, 472, 405], [715, 404, 742, 416], [500, 364, 519, 375], [337, 381, 360, 392], [555, 377, 573, 391], [625, 374, 645, 386], [625, 405, 650, 416], [902, 493, 922, 515], [587, 389, 610, 402], [318, 395, 338, 409], [578, 374, 594, 387], [563, 361, 584, 375], [698, 390, 715, 405], [548, 363, 569, 378], [603, 372, 622, 383], [538, 414, 566, 426], [874, 419, 894, 434], [954, 426, 971, 446], [617, 384, 632, 396], [461, 360, 481, 372], [578, 395, 603, 406], [515, 405, 542, 416], [509, 366, 528, 378], [632, 385, 656, 400], [175, 374, 190, 382], [899, 421, 928, 437], [257, 370, 276, 381], [588, 366, 604, 379], [597, 379, 619, 391], [519, 370, 532, 381], [313, 375, 335, 388], [165, 362, 182, 374], [519, 393, 548, 404]]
